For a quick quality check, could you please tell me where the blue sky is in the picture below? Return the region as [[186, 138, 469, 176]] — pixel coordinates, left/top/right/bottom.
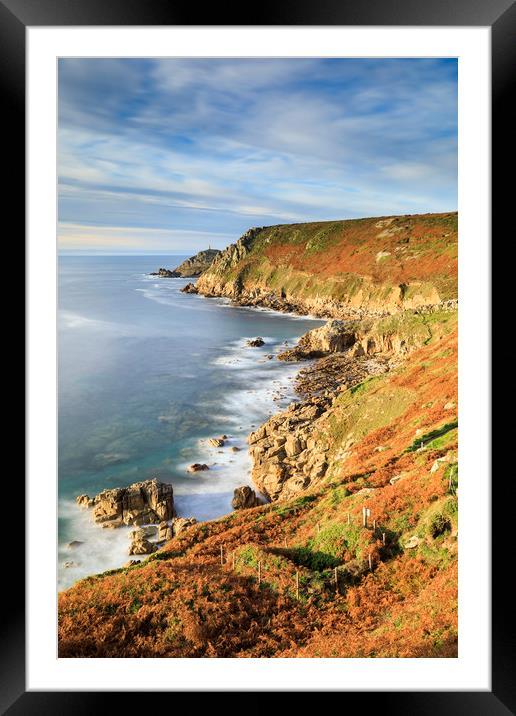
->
[[58, 58, 457, 254]]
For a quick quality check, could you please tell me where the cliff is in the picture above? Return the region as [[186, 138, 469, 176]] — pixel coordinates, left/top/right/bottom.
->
[[151, 248, 220, 278], [58, 212, 458, 658], [249, 308, 457, 502], [59, 311, 457, 658], [196, 213, 457, 317]]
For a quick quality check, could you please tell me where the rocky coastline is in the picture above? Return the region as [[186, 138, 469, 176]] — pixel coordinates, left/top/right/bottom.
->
[[72, 293, 455, 565], [194, 223, 458, 320], [150, 248, 220, 278], [71, 225, 458, 578]]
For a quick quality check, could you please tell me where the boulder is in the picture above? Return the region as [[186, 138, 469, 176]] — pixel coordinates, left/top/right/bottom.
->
[[76, 494, 93, 508], [124, 559, 141, 567], [172, 517, 198, 536], [208, 438, 225, 447], [231, 485, 261, 510], [67, 540, 84, 550], [247, 337, 265, 347], [129, 526, 158, 541], [158, 521, 173, 541], [187, 463, 209, 473], [278, 320, 356, 361], [77, 478, 174, 529], [181, 282, 198, 294], [404, 535, 422, 550], [128, 536, 157, 556]]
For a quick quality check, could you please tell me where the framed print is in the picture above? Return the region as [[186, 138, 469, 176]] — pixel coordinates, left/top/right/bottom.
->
[[5, 0, 511, 708]]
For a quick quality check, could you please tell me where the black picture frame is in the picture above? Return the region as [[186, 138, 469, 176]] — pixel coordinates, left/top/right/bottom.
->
[[5, 0, 509, 710]]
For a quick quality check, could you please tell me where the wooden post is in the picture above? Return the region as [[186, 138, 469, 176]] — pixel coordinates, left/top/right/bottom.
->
[[362, 506, 370, 528], [317, 522, 320, 534], [368, 553, 372, 571], [334, 566, 338, 595], [258, 561, 261, 585], [284, 536, 288, 548], [220, 544, 224, 566], [295, 571, 299, 601], [373, 519, 376, 531], [382, 532, 386, 546], [347, 513, 350, 525], [232, 551, 235, 569]]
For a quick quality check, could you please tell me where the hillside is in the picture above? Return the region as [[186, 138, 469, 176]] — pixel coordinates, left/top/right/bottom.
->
[[59, 307, 458, 657], [196, 212, 457, 317]]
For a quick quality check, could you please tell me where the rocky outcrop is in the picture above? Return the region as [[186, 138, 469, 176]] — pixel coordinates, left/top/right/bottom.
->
[[195, 215, 458, 318], [231, 485, 262, 510], [181, 282, 198, 294], [248, 348, 393, 501], [248, 396, 332, 502], [158, 521, 173, 541], [129, 525, 158, 540], [76, 478, 174, 529], [150, 268, 179, 278], [129, 535, 157, 555], [294, 354, 390, 399], [187, 463, 209, 473], [76, 494, 94, 509], [208, 437, 225, 447], [173, 517, 198, 535], [247, 337, 265, 347], [150, 249, 220, 278], [278, 320, 357, 361]]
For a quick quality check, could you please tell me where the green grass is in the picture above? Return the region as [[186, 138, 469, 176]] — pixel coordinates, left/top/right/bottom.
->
[[273, 494, 317, 516], [405, 419, 458, 453], [327, 383, 416, 450]]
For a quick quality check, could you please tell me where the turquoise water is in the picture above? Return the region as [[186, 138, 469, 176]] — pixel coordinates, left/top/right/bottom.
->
[[58, 255, 323, 588]]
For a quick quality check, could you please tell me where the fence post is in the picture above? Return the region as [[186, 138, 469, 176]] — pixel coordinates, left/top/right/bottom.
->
[[362, 506, 370, 528], [284, 536, 288, 548], [232, 551, 235, 569], [382, 532, 386, 546], [220, 544, 224, 566], [368, 553, 372, 571], [258, 561, 261, 585], [295, 571, 299, 601], [347, 513, 350, 526], [334, 566, 339, 595]]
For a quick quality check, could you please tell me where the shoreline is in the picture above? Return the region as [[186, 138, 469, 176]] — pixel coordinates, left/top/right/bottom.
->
[[62, 277, 456, 591], [60, 295, 324, 591]]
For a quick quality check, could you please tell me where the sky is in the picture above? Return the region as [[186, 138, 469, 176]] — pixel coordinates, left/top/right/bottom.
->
[[58, 58, 457, 254]]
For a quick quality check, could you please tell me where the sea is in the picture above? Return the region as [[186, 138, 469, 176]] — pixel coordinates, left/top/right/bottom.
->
[[58, 255, 324, 590]]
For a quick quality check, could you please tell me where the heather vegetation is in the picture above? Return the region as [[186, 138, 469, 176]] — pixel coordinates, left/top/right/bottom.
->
[[59, 316, 458, 658], [200, 212, 458, 314]]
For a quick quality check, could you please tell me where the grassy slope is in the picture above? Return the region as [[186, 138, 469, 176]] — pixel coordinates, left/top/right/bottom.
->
[[201, 212, 458, 307], [59, 314, 458, 658]]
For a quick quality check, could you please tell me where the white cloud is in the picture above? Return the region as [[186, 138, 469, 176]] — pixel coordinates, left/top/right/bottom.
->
[[58, 58, 457, 251], [58, 223, 234, 252]]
